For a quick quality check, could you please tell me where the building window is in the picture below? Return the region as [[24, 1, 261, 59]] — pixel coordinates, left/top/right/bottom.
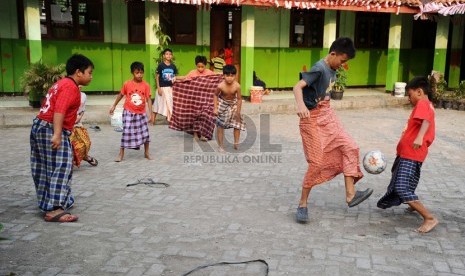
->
[[354, 12, 389, 49], [128, 0, 145, 43], [411, 20, 437, 49], [17, 0, 26, 39], [39, 0, 103, 41], [289, 9, 324, 48], [159, 3, 196, 44]]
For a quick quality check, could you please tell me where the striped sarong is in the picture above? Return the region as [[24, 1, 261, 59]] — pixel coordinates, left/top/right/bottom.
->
[[70, 126, 91, 167], [30, 118, 75, 212], [300, 101, 363, 188], [170, 74, 223, 140], [153, 86, 173, 121], [216, 96, 246, 131], [120, 109, 150, 150], [377, 156, 422, 209]]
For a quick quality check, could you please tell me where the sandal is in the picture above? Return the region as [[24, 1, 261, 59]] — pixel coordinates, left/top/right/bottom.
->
[[86, 157, 98, 166], [44, 211, 78, 223]]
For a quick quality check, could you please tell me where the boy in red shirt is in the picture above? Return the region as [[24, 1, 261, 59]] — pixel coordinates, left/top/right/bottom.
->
[[31, 54, 94, 223], [377, 76, 438, 233], [110, 62, 153, 162]]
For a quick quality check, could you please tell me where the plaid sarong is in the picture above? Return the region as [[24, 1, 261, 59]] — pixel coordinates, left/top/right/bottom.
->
[[120, 109, 150, 149], [70, 126, 91, 167], [169, 74, 223, 140], [300, 101, 363, 188], [216, 95, 246, 131], [377, 156, 422, 209], [30, 118, 75, 212]]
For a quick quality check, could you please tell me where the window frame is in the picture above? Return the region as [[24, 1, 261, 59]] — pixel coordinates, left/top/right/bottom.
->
[[127, 0, 146, 43], [159, 3, 197, 45], [354, 12, 390, 49], [289, 9, 324, 48], [39, 0, 104, 41]]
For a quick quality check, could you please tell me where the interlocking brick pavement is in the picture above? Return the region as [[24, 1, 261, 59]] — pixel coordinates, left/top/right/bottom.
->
[[0, 107, 464, 276]]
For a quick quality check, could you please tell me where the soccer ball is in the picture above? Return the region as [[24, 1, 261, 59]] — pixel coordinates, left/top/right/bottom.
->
[[363, 150, 387, 174]]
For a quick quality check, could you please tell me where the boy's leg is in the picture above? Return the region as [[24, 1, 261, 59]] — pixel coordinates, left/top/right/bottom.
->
[[345, 176, 373, 207], [115, 148, 124, 162], [152, 112, 157, 125], [298, 187, 312, 208], [407, 201, 438, 233], [144, 142, 152, 160], [233, 128, 240, 150], [217, 127, 225, 151], [296, 187, 311, 223]]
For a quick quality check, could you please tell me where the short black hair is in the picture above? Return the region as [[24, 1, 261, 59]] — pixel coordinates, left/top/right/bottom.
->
[[66, 54, 94, 76], [223, 64, 236, 75], [130, 61, 144, 72], [329, 37, 356, 59], [195, 55, 208, 66], [162, 48, 172, 55], [406, 76, 433, 100], [218, 48, 225, 55]]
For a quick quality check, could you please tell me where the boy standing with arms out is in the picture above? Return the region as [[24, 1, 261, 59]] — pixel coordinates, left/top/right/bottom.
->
[[294, 37, 372, 223], [31, 54, 93, 222], [110, 62, 153, 162], [377, 76, 438, 233], [214, 65, 245, 151], [153, 48, 178, 123]]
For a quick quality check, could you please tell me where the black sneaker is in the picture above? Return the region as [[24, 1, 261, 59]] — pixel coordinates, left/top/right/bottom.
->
[[296, 207, 309, 223]]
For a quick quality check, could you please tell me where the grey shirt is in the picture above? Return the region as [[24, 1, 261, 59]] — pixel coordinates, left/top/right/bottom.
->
[[300, 59, 336, 110]]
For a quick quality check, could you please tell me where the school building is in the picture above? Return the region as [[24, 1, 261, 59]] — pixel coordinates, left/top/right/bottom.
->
[[0, 0, 464, 97]]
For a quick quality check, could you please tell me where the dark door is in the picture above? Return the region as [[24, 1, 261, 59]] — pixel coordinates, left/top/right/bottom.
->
[[210, 6, 241, 80]]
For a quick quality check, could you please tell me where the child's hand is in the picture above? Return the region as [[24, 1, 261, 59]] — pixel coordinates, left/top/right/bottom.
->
[[157, 89, 163, 96], [148, 113, 154, 124], [234, 112, 241, 122], [109, 106, 115, 115], [51, 134, 61, 150], [213, 109, 218, 116], [413, 136, 423, 149], [296, 103, 309, 118]]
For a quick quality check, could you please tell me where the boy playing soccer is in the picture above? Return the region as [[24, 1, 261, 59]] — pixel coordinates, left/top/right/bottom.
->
[[377, 76, 438, 233], [293, 37, 372, 223], [213, 65, 245, 151], [110, 62, 153, 162], [30, 54, 93, 222]]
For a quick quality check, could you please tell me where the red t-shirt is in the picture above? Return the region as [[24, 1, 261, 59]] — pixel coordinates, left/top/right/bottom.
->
[[224, 48, 233, 65], [396, 99, 435, 162], [37, 77, 80, 131], [121, 80, 151, 114]]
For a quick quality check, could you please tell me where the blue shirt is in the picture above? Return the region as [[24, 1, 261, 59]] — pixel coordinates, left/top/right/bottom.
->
[[300, 59, 336, 110], [156, 62, 178, 87]]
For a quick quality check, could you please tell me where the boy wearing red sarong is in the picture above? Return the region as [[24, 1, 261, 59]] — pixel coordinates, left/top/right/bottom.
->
[[293, 37, 372, 223]]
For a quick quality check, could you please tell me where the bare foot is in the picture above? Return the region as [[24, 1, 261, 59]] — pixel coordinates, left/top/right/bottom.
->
[[115, 155, 123, 162], [200, 136, 208, 142], [145, 154, 152, 160], [234, 143, 239, 150], [415, 218, 438, 233], [218, 147, 225, 153]]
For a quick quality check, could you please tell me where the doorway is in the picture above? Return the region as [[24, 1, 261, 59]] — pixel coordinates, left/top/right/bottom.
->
[[210, 6, 241, 80]]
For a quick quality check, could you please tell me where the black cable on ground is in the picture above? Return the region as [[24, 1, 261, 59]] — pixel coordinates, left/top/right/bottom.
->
[[126, 178, 169, 188], [182, 259, 269, 276]]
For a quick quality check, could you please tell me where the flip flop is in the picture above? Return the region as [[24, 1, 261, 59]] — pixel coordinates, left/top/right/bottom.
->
[[44, 211, 78, 223], [86, 157, 98, 166], [89, 125, 101, 131], [348, 188, 373, 208]]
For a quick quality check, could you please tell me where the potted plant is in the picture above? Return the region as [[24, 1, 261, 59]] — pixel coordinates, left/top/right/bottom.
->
[[331, 64, 348, 100], [454, 80, 465, 111], [429, 71, 447, 108], [20, 61, 66, 108]]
